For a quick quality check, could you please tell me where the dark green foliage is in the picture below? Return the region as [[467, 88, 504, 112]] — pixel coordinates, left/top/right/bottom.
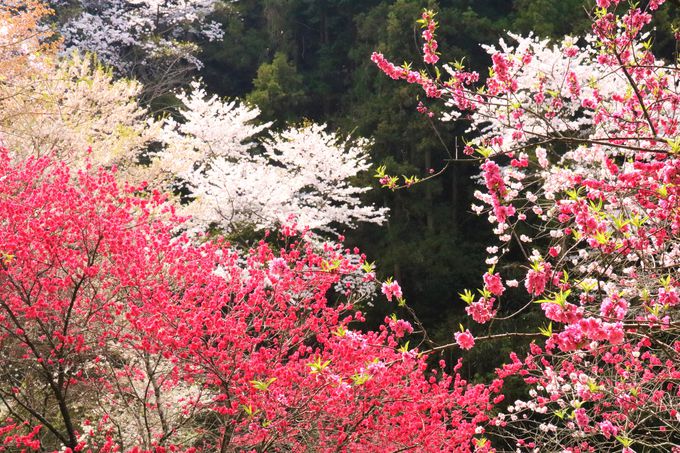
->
[[247, 52, 308, 124], [200, 2, 272, 97], [511, 0, 591, 37]]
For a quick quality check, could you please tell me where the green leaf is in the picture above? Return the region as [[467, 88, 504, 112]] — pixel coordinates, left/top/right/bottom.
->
[[333, 325, 347, 337], [593, 230, 611, 245], [538, 322, 553, 337], [361, 261, 376, 274], [535, 290, 570, 307], [477, 288, 492, 299], [554, 408, 567, 419], [241, 404, 259, 417], [660, 274, 672, 289], [452, 57, 466, 71], [588, 198, 603, 213], [308, 357, 331, 374], [615, 435, 633, 448], [666, 136, 680, 153], [351, 372, 371, 386], [561, 270, 569, 284], [587, 379, 602, 392], [250, 377, 277, 392], [658, 184, 668, 198], [459, 289, 474, 305], [577, 279, 597, 293]]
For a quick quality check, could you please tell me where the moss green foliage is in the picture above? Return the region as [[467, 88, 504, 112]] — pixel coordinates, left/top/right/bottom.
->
[[247, 52, 307, 124]]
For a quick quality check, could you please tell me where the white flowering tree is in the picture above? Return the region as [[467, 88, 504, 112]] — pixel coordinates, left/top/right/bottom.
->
[[51, 0, 224, 97], [3, 1, 386, 237], [0, 1, 160, 178], [1, 53, 160, 176], [156, 82, 388, 234]]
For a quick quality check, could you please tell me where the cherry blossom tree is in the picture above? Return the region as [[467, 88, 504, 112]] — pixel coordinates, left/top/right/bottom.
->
[[2, 2, 386, 239], [156, 82, 388, 235], [0, 0, 160, 179], [50, 0, 224, 97], [374, 1, 680, 451], [1, 53, 160, 176]]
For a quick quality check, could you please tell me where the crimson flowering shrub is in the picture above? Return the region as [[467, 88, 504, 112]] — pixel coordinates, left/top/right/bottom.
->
[[374, 0, 680, 451], [0, 151, 498, 452]]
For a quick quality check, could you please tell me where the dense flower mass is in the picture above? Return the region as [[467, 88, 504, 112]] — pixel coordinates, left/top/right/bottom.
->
[[0, 151, 497, 452], [52, 0, 223, 78], [0, 2, 385, 237]]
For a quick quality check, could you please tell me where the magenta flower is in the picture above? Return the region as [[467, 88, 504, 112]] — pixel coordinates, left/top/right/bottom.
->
[[381, 280, 403, 302], [455, 330, 475, 350], [483, 272, 505, 296]]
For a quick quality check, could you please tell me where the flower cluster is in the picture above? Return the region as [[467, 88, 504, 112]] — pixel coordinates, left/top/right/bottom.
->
[[54, 0, 223, 78], [420, 10, 439, 65], [381, 279, 403, 302], [454, 330, 475, 350]]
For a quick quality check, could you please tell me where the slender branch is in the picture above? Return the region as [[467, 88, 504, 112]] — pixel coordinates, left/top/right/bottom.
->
[[421, 332, 542, 356]]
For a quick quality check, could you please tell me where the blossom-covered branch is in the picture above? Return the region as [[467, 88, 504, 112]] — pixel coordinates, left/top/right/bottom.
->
[[374, 1, 680, 450]]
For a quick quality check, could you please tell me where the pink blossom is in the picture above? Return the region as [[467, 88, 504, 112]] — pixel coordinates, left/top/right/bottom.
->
[[599, 420, 619, 439], [574, 408, 589, 428], [525, 262, 551, 296], [466, 297, 496, 324], [483, 272, 505, 296], [649, 0, 665, 10], [455, 330, 475, 350], [491, 53, 511, 82], [563, 46, 579, 58], [370, 2, 680, 450], [381, 280, 403, 302], [600, 294, 629, 320], [481, 161, 507, 197], [658, 287, 679, 307], [506, 279, 519, 288], [387, 317, 414, 338], [542, 302, 582, 324]]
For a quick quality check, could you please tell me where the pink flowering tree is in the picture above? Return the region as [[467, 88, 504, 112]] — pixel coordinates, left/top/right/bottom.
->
[[374, 1, 680, 451], [0, 150, 498, 452]]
